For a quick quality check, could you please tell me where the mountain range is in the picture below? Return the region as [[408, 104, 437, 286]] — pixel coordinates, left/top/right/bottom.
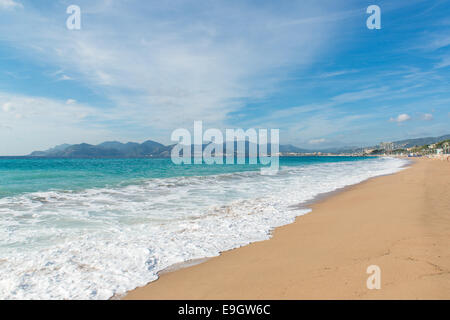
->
[[29, 140, 309, 158], [28, 134, 449, 158], [29, 140, 173, 158]]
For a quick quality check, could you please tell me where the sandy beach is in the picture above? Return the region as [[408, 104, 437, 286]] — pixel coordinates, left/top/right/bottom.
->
[[124, 158, 450, 300]]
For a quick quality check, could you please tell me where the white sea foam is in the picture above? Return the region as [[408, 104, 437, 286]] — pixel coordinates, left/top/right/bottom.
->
[[0, 157, 409, 299]]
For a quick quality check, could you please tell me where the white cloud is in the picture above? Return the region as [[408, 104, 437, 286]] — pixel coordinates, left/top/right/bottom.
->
[[428, 35, 450, 51], [0, 0, 22, 10], [332, 87, 388, 104], [58, 75, 73, 81], [255, 86, 388, 125], [308, 138, 326, 144], [1, 0, 339, 132], [421, 113, 433, 121], [390, 113, 411, 123], [2, 102, 13, 112], [319, 69, 359, 78], [435, 56, 450, 69], [0, 91, 112, 155], [66, 99, 77, 105]]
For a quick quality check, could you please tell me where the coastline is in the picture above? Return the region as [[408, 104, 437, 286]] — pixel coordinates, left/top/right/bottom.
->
[[124, 158, 450, 299]]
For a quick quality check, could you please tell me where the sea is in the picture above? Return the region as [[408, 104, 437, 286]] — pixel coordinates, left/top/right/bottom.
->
[[0, 156, 409, 299]]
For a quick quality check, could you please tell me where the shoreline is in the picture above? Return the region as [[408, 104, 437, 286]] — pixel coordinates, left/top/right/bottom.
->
[[116, 160, 400, 299], [291, 157, 412, 212], [115, 158, 410, 299], [125, 157, 450, 299], [122, 159, 408, 299]]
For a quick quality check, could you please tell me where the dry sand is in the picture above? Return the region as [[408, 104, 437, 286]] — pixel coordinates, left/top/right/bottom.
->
[[125, 158, 450, 299]]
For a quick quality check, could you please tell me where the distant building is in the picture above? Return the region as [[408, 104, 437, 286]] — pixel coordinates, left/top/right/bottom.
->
[[443, 142, 450, 154], [436, 149, 443, 155], [379, 142, 394, 151]]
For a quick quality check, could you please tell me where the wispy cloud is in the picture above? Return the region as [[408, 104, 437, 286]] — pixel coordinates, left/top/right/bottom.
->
[[435, 55, 450, 69], [0, 91, 112, 155], [331, 87, 389, 104], [0, 0, 22, 10], [58, 74, 73, 81], [421, 113, 433, 121], [308, 138, 326, 144], [427, 35, 450, 51], [1, 0, 338, 132], [319, 69, 359, 78], [2, 102, 13, 112]]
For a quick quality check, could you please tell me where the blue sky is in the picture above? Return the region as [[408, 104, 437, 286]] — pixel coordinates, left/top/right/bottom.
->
[[0, 0, 449, 155]]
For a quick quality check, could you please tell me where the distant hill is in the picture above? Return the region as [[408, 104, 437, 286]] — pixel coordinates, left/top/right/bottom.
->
[[29, 140, 314, 158], [316, 146, 363, 154], [278, 144, 311, 153], [392, 134, 450, 148], [29, 144, 72, 157], [29, 140, 172, 158]]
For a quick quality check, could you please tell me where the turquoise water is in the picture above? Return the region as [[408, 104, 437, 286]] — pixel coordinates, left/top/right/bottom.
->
[[0, 156, 372, 198]]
